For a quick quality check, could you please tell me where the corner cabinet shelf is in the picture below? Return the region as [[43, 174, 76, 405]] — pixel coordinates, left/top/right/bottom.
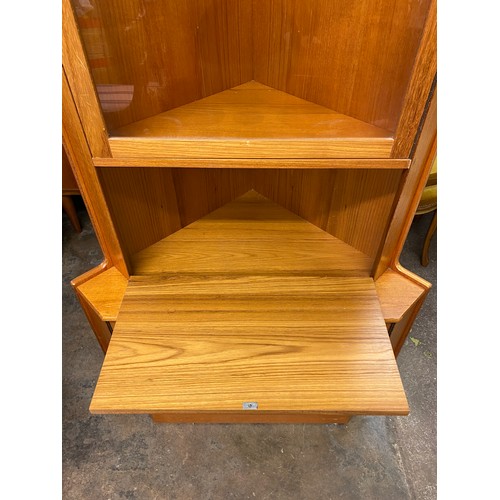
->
[[107, 81, 394, 160], [63, 0, 436, 424]]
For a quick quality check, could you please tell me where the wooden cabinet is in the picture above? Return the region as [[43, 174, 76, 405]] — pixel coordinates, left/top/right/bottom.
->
[[63, 0, 436, 423]]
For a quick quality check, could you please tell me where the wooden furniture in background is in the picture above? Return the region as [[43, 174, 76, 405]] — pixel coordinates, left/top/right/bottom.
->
[[62, 145, 81, 233], [63, 0, 437, 423], [416, 157, 437, 266]]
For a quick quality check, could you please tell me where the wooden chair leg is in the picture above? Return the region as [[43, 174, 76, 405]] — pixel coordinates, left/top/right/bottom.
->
[[421, 210, 437, 266], [63, 195, 82, 233]]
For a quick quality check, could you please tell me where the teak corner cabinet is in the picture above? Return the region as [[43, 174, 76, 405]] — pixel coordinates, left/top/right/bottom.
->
[[63, 0, 437, 424]]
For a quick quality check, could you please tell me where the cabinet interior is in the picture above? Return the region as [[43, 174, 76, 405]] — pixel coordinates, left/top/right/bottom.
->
[[73, 0, 432, 139]]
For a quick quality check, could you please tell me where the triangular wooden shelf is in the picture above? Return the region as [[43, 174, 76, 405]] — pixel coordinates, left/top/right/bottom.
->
[[108, 81, 394, 159], [132, 190, 373, 276], [90, 191, 408, 421]]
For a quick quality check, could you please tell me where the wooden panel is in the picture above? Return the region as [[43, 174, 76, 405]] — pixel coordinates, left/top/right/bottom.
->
[[132, 190, 373, 276], [97, 168, 182, 257], [71, 0, 253, 131], [253, 0, 432, 132], [63, 69, 130, 276], [109, 82, 393, 159], [77, 267, 128, 322], [63, 0, 111, 157], [375, 269, 426, 323], [94, 158, 410, 169], [90, 275, 408, 415]]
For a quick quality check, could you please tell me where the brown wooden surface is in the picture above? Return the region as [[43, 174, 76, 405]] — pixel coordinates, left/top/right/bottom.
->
[[374, 88, 437, 279], [98, 168, 402, 263], [109, 82, 393, 159], [254, 0, 431, 133], [71, 264, 115, 352], [94, 158, 410, 170], [63, 68, 130, 277], [390, 293, 428, 357], [71, 0, 253, 131], [391, 0, 437, 158], [97, 167, 182, 261], [63, 0, 111, 158], [77, 267, 128, 322], [152, 412, 351, 424], [375, 269, 426, 323], [62, 146, 80, 194], [90, 274, 408, 415], [131, 190, 372, 276], [70, 0, 431, 136]]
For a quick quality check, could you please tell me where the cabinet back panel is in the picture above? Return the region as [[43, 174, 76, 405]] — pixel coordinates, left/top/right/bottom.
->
[[72, 0, 430, 133], [98, 168, 402, 267], [72, 0, 253, 131], [253, 0, 431, 132]]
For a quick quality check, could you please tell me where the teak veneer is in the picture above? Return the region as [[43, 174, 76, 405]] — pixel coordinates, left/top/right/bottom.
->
[[64, 0, 436, 424], [90, 192, 408, 420]]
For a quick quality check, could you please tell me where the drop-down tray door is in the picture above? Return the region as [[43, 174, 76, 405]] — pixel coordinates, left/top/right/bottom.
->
[[90, 274, 408, 423]]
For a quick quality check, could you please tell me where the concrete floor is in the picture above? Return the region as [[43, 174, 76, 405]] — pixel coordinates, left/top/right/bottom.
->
[[62, 199, 436, 500]]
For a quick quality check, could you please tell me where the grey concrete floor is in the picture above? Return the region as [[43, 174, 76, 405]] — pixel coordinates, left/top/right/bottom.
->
[[62, 199, 436, 500]]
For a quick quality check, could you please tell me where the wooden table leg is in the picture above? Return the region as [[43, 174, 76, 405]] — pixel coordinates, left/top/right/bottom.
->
[[421, 211, 437, 266], [63, 195, 82, 233]]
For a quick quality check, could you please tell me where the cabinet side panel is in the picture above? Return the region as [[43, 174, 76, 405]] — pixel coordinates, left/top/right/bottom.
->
[[71, 0, 253, 131], [253, 0, 431, 131], [63, 69, 130, 275]]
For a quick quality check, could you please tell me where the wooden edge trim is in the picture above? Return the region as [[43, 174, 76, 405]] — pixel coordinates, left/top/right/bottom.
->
[[93, 158, 411, 169], [391, 0, 437, 158], [70, 261, 109, 289], [108, 138, 393, 160], [150, 413, 352, 424]]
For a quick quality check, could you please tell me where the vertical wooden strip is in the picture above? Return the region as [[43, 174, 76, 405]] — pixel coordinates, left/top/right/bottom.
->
[[62, 0, 111, 157], [63, 68, 130, 276], [374, 90, 437, 279], [391, 0, 437, 158]]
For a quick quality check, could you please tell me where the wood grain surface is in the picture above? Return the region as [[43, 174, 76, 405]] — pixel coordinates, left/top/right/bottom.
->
[[63, 0, 111, 157], [90, 274, 408, 414], [94, 158, 410, 169], [109, 82, 393, 159], [253, 0, 431, 132], [375, 269, 426, 323], [97, 168, 402, 265], [131, 190, 373, 275], [63, 69, 130, 276], [77, 267, 128, 322], [71, 0, 431, 137], [71, 0, 253, 131]]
